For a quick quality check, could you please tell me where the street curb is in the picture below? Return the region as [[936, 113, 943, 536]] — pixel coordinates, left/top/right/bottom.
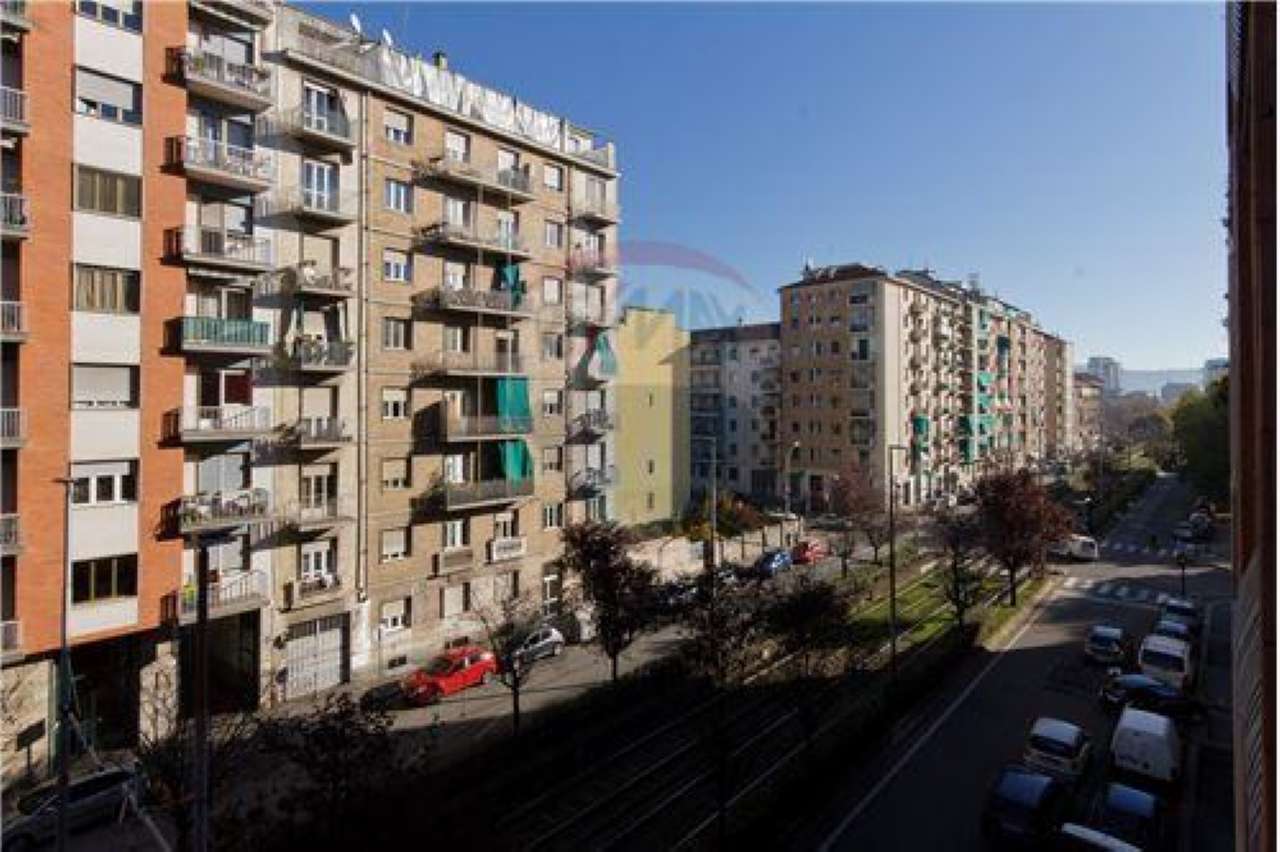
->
[[979, 574, 1060, 652]]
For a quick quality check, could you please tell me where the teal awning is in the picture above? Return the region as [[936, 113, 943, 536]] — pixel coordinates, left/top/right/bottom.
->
[[499, 439, 533, 483], [498, 262, 526, 306], [495, 377, 531, 420], [594, 334, 618, 375], [912, 415, 929, 436]]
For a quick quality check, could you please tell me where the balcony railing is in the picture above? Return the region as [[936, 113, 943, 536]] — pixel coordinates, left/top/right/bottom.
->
[[1, 193, 30, 236], [442, 414, 534, 440], [413, 287, 533, 317], [279, 106, 355, 147], [568, 250, 618, 277], [179, 569, 269, 622], [414, 349, 525, 377], [173, 136, 273, 188], [442, 477, 535, 509], [1, 1, 31, 30], [414, 222, 531, 257], [413, 155, 535, 199], [293, 416, 352, 445], [435, 547, 475, 575], [181, 316, 271, 352], [0, 301, 26, 340], [1, 86, 27, 132], [0, 408, 28, 447], [569, 408, 614, 436], [290, 498, 353, 528], [288, 262, 355, 298], [298, 573, 342, 600], [291, 338, 355, 371], [190, 0, 274, 23], [567, 302, 613, 328], [488, 536, 528, 564], [174, 47, 272, 107], [174, 226, 273, 269], [571, 193, 620, 223], [287, 186, 358, 222], [0, 514, 19, 553], [179, 488, 272, 533], [175, 405, 272, 441], [571, 464, 617, 493]]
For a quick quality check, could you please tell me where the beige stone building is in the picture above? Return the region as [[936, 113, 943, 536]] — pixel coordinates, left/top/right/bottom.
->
[[614, 307, 690, 526], [1073, 371, 1105, 452]]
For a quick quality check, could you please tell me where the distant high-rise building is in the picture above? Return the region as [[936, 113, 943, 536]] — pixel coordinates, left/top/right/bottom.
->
[[1086, 356, 1122, 395], [1202, 357, 1229, 387]]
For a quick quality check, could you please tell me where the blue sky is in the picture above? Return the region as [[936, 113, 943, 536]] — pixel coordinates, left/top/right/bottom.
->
[[322, 2, 1228, 370]]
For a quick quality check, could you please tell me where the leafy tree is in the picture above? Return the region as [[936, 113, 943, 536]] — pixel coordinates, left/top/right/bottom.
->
[[830, 463, 891, 565], [472, 591, 547, 736], [1171, 378, 1230, 500], [681, 491, 766, 540], [976, 470, 1072, 606], [681, 575, 766, 688], [763, 576, 849, 677], [558, 521, 656, 682], [930, 505, 986, 636]]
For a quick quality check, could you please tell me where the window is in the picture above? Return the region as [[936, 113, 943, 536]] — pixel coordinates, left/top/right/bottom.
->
[[544, 221, 564, 249], [542, 332, 563, 359], [493, 511, 518, 540], [381, 458, 409, 491], [381, 387, 408, 420], [71, 554, 137, 604], [497, 148, 519, 175], [382, 318, 411, 351], [75, 166, 140, 217], [444, 195, 470, 228], [383, 249, 411, 283], [70, 461, 137, 506], [542, 446, 563, 473], [74, 266, 139, 314], [444, 130, 470, 162], [384, 178, 413, 213], [380, 597, 412, 632], [444, 325, 468, 353], [441, 582, 471, 617], [542, 277, 563, 305], [383, 108, 412, 145], [75, 68, 141, 125], [443, 518, 468, 550], [646, 492, 655, 510], [648, 392, 655, 407], [380, 527, 408, 562], [543, 163, 563, 191], [495, 570, 519, 602], [444, 261, 468, 291], [542, 501, 564, 530], [77, 0, 142, 31], [542, 389, 563, 417], [72, 365, 137, 409]]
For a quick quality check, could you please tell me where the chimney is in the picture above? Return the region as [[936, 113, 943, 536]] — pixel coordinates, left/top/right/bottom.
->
[[432, 50, 448, 70]]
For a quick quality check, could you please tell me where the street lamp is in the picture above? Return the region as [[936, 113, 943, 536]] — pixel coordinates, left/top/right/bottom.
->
[[782, 440, 800, 545], [692, 435, 719, 571], [887, 443, 909, 681]]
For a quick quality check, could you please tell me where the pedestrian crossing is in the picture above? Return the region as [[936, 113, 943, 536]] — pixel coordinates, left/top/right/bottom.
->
[[1098, 540, 1173, 558], [1061, 575, 1170, 607]]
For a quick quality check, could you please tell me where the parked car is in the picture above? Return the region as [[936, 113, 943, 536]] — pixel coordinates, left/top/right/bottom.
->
[[790, 539, 828, 565], [3, 766, 139, 850], [1110, 707, 1182, 787], [1098, 672, 1206, 725], [1150, 618, 1194, 645], [1095, 782, 1166, 850], [981, 764, 1068, 848], [1023, 717, 1092, 782], [402, 647, 498, 705], [1053, 824, 1141, 851], [1138, 635, 1195, 692], [1084, 625, 1133, 667], [655, 577, 699, 614], [360, 680, 404, 712], [1159, 597, 1202, 636], [1049, 534, 1100, 562], [513, 626, 566, 667], [749, 549, 793, 580]]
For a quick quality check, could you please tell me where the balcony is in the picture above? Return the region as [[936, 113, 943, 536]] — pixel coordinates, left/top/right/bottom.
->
[[296, 573, 343, 602], [180, 316, 272, 356], [412, 287, 533, 319], [0, 301, 27, 342], [488, 536, 528, 564], [567, 302, 613, 330], [413, 155, 535, 202], [413, 349, 525, 378], [170, 136, 273, 193], [290, 338, 355, 373], [571, 464, 616, 494], [179, 488, 273, 534], [0, 408, 28, 448], [568, 249, 619, 278], [1, 193, 30, 239], [189, 0, 274, 26], [278, 106, 355, 151], [171, 48, 272, 112], [0, 514, 19, 555], [290, 416, 352, 448], [414, 222, 533, 260], [434, 547, 474, 576], [171, 405, 273, 443], [568, 408, 614, 438], [178, 569, 269, 625], [1, 86, 28, 135], [279, 186, 358, 226], [288, 498, 355, 531], [441, 413, 533, 441], [171, 226, 273, 272], [285, 262, 355, 300], [1, 1, 31, 31], [441, 477, 535, 511], [571, 193, 620, 225]]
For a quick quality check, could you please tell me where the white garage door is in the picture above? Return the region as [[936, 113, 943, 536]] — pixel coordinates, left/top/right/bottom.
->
[[285, 614, 348, 700]]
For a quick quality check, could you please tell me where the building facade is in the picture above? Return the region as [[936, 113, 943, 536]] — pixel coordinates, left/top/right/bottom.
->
[[688, 323, 781, 504], [1072, 372, 1105, 453], [1086, 355, 1122, 395], [1202, 356, 1229, 387], [778, 265, 1074, 511], [614, 307, 689, 527]]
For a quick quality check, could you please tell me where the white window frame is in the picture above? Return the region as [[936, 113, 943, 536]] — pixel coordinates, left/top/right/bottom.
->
[[382, 318, 410, 351], [543, 163, 563, 191], [542, 389, 563, 417], [382, 248, 411, 283], [542, 501, 564, 530], [381, 387, 409, 420], [384, 178, 413, 213], [380, 527, 408, 562], [443, 518, 468, 550]]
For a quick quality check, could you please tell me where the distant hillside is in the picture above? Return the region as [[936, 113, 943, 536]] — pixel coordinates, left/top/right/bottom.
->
[[1120, 369, 1203, 395]]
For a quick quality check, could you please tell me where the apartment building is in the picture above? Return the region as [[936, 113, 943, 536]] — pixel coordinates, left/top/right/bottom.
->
[[778, 264, 1073, 511], [1073, 371, 1104, 452], [614, 307, 690, 526], [1086, 355, 1122, 396], [1201, 356, 1229, 387]]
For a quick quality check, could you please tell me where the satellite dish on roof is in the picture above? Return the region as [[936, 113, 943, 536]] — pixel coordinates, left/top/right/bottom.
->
[[381, 28, 394, 48], [349, 12, 363, 35]]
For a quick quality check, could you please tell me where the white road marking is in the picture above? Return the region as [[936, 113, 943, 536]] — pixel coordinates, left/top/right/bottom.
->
[[1156, 593, 1170, 605], [1096, 582, 1114, 596], [1064, 577, 1081, 589]]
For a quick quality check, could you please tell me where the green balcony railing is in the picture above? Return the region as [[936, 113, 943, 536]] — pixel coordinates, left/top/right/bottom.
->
[[182, 316, 270, 349]]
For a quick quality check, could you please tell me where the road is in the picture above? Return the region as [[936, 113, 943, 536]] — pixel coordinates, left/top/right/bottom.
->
[[814, 473, 1234, 852]]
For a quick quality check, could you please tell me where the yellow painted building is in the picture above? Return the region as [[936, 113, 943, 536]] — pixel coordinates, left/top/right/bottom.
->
[[614, 307, 690, 526]]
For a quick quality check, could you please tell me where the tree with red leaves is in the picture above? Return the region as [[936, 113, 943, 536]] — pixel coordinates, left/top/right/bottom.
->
[[976, 469, 1073, 606]]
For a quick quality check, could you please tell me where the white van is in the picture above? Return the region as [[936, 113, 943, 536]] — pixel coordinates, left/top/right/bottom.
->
[[1138, 635, 1194, 691], [1056, 824, 1141, 851], [1110, 707, 1182, 784], [1050, 534, 1099, 562]]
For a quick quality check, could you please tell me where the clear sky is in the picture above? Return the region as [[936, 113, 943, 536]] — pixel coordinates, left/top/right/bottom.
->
[[321, 2, 1229, 370]]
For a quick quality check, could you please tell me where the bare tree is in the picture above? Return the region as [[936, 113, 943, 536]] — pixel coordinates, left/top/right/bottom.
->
[[830, 462, 891, 566], [471, 591, 546, 736], [976, 470, 1073, 606], [931, 505, 985, 636], [558, 521, 657, 682]]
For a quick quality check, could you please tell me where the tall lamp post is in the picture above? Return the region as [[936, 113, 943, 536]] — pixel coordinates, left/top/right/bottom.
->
[[782, 440, 800, 545], [54, 476, 74, 852], [693, 435, 719, 572], [887, 443, 909, 681]]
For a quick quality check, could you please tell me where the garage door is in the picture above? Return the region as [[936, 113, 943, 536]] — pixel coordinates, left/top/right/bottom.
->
[[285, 614, 348, 700]]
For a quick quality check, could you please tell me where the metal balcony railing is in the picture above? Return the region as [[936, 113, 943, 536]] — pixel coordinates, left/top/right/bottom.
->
[[415, 349, 525, 376], [414, 287, 532, 316], [179, 569, 269, 621], [288, 262, 355, 297], [0, 301, 25, 338], [289, 186, 358, 220], [415, 221, 530, 256], [177, 405, 272, 438], [568, 250, 618, 276], [293, 416, 351, 444], [0, 408, 28, 446], [179, 488, 272, 533], [181, 316, 271, 350], [175, 136, 273, 185], [569, 408, 614, 436], [414, 155, 534, 198], [175, 48, 271, 101], [488, 536, 527, 563], [435, 547, 474, 575], [572, 464, 616, 492], [0, 515, 18, 553], [280, 106, 354, 145], [291, 338, 355, 370], [176, 226, 272, 267], [567, 302, 612, 327], [572, 193, 620, 222], [442, 478, 534, 509], [1, 1, 31, 27], [290, 497, 353, 527], [298, 573, 342, 599], [443, 414, 533, 439], [1, 86, 27, 129], [2, 193, 30, 235]]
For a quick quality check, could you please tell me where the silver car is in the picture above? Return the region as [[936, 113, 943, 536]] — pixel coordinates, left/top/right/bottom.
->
[[513, 626, 566, 667], [3, 766, 138, 850]]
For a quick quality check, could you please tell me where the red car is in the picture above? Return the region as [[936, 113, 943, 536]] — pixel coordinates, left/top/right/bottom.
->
[[790, 539, 827, 565], [401, 647, 498, 705]]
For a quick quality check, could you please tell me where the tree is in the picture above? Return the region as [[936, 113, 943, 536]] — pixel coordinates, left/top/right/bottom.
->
[[558, 521, 657, 682], [763, 576, 849, 678], [1128, 411, 1177, 469], [472, 591, 545, 736], [976, 470, 1072, 606], [1171, 378, 1230, 501], [830, 462, 891, 565], [931, 505, 985, 636]]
